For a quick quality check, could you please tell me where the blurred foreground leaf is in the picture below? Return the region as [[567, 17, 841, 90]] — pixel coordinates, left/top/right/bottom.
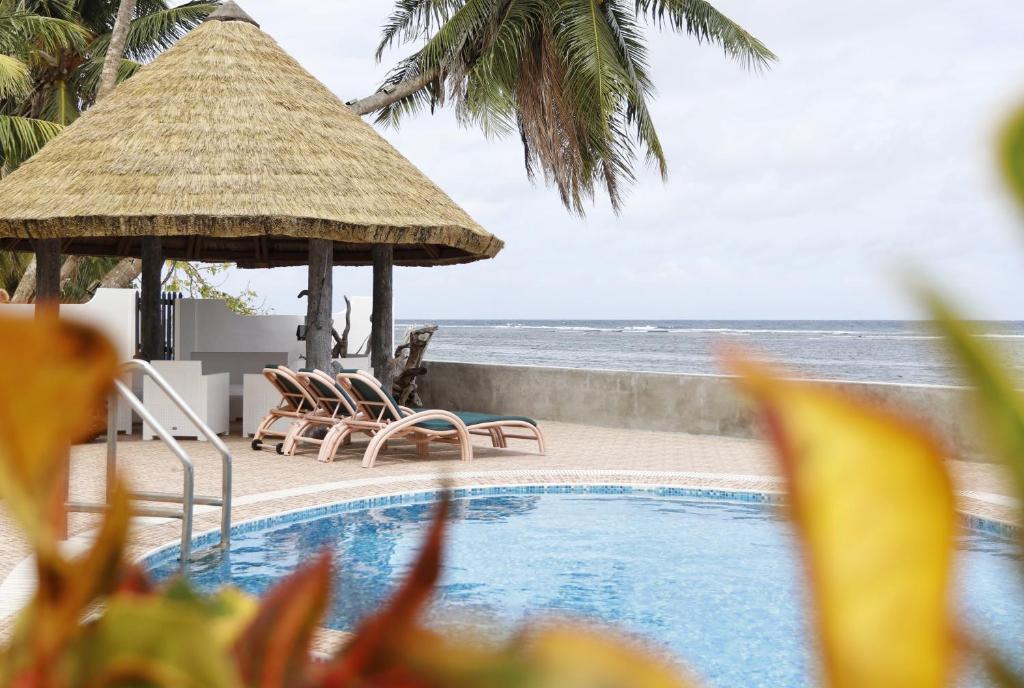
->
[[68, 594, 242, 687], [0, 314, 117, 553], [320, 495, 451, 684], [235, 552, 330, 688], [520, 625, 692, 688], [1003, 102, 1024, 212], [921, 290, 1024, 525], [727, 355, 956, 688]]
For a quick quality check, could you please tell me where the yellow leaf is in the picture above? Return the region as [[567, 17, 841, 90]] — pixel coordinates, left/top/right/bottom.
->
[[727, 356, 956, 688], [63, 595, 242, 688], [0, 314, 117, 551], [522, 624, 695, 688]]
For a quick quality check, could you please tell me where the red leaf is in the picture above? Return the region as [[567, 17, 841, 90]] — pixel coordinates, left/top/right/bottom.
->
[[234, 551, 332, 688], [317, 495, 450, 686]]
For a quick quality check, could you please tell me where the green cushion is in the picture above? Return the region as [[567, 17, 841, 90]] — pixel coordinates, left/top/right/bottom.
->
[[340, 369, 403, 422], [415, 410, 537, 432], [299, 369, 355, 415], [266, 365, 313, 412]]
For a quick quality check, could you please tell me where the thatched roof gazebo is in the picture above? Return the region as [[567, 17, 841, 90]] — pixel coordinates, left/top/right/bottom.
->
[[0, 1, 501, 373]]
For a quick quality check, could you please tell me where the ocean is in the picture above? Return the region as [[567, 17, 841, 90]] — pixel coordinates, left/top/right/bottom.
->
[[394, 320, 1024, 386]]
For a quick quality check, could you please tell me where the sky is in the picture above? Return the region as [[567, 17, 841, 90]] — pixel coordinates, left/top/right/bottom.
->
[[212, 0, 1024, 320]]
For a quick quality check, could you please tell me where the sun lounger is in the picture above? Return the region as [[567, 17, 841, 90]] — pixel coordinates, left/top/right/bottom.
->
[[320, 369, 545, 467], [250, 365, 319, 451], [276, 368, 359, 456]]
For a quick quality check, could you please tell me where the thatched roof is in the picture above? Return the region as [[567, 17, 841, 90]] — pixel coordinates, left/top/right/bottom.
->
[[0, 2, 502, 267]]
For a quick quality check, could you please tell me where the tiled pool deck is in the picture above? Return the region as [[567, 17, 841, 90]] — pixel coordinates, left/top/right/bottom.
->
[[0, 420, 1018, 644]]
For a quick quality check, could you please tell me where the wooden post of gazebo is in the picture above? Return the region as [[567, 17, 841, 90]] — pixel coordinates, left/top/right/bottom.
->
[[140, 237, 163, 359], [33, 239, 61, 317], [306, 239, 334, 372], [371, 245, 394, 388]]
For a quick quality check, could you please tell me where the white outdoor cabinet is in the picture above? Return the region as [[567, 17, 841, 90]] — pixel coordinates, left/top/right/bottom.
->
[[142, 360, 229, 440], [242, 373, 280, 438]]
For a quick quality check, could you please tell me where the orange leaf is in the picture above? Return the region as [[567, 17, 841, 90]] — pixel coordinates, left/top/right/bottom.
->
[[728, 355, 956, 688], [234, 551, 332, 688], [6, 481, 132, 683], [0, 314, 117, 551]]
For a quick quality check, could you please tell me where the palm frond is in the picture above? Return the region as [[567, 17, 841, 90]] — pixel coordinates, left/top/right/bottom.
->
[[376, 0, 464, 60], [635, 0, 775, 70], [0, 113, 61, 172], [35, 76, 76, 124], [375, 0, 514, 126], [0, 53, 31, 99], [553, 0, 637, 208], [601, 0, 665, 177], [89, 0, 215, 63], [75, 54, 141, 101], [126, 0, 215, 60], [0, 249, 30, 294], [0, 11, 88, 55], [373, 0, 680, 213]]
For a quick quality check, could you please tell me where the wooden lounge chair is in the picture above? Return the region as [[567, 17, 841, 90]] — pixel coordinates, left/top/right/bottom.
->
[[277, 368, 359, 457], [251, 364, 319, 451], [320, 369, 545, 467]]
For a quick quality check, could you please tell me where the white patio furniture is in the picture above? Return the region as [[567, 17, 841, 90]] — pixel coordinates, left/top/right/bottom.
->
[[143, 360, 229, 440]]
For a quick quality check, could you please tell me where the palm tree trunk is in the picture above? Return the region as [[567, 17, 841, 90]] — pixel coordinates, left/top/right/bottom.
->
[[97, 0, 138, 101], [347, 69, 438, 117], [370, 245, 394, 390], [305, 239, 333, 372], [11, 256, 37, 303], [98, 257, 141, 288], [59, 255, 83, 294]]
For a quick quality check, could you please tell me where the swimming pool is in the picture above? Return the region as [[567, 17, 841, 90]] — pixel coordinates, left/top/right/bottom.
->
[[147, 486, 1023, 687]]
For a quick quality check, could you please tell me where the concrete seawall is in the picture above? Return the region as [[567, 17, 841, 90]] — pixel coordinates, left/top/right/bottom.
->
[[418, 361, 987, 460]]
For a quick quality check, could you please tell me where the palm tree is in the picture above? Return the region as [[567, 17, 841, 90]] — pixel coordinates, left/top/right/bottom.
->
[[0, 1, 86, 172], [349, 0, 775, 213], [343, 0, 774, 380], [0, 0, 216, 301]]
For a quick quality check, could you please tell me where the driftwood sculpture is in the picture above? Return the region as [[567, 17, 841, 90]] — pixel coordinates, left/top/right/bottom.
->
[[332, 295, 352, 358], [391, 324, 438, 406]]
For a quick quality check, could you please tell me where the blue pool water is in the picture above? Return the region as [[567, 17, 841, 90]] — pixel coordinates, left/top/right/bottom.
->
[[149, 489, 1023, 687]]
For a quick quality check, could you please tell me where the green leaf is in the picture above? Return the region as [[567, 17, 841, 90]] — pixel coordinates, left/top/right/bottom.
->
[[1002, 103, 1024, 213], [635, 0, 776, 70], [919, 288, 1024, 565], [89, 1, 216, 63], [67, 595, 241, 688], [0, 115, 63, 173], [0, 12, 88, 55], [0, 54, 30, 98]]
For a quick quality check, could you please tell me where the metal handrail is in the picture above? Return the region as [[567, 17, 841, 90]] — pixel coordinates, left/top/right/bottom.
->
[[69, 359, 233, 575], [122, 359, 233, 547]]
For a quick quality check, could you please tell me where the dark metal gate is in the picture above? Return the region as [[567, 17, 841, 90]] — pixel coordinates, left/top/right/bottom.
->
[[135, 291, 181, 359]]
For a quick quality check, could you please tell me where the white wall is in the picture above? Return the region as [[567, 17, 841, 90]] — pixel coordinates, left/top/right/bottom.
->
[[0, 288, 137, 433], [0, 288, 137, 360], [175, 296, 371, 418]]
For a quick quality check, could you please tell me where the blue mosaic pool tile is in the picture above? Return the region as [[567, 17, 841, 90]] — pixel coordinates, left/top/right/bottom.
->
[[141, 483, 1016, 568]]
